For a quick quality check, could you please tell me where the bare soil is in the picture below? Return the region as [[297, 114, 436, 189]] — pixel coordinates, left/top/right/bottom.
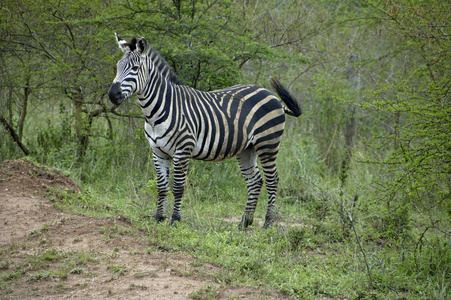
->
[[0, 159, 285, 299]]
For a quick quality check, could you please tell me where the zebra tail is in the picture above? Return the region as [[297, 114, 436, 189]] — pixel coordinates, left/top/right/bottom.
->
[[270, 78, 302, 117]]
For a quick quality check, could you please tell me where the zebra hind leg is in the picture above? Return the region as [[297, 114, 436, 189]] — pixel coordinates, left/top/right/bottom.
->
[[260, 155, 279, 229], [236, 148, 263, 230]]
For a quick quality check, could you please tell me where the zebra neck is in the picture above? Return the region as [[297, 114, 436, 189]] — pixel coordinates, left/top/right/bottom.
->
[[137, 68, 174, 126]]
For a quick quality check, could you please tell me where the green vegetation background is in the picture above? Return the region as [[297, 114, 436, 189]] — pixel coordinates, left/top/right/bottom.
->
[[1, 0, 449, 299]]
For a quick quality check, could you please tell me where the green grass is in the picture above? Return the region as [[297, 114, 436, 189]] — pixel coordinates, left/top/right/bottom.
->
[[72, 141, 448, 299], [2, 123, 449, 299], [0, 249, 97, 285]]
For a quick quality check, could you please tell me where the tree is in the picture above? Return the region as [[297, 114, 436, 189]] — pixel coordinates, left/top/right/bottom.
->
[[0, 0, 47, 156], [0, 0, 122, 162], [359, 0, 450, 211]]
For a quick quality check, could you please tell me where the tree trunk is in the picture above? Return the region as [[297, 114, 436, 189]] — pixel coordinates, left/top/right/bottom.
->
[[71, 88, 91, 163], [18, 80, 31, 141]]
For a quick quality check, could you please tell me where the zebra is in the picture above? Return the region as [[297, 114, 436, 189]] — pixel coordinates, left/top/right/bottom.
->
[[108, 35, 302, 229]]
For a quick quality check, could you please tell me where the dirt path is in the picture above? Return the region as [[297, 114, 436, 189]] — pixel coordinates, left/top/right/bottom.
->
[[0, 160, 280, 299]]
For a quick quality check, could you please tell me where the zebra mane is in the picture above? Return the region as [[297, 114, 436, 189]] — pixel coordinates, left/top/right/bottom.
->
[[127, 37, 137, 51], [149, 46, 185, 86], [129, 37, 184, 86]]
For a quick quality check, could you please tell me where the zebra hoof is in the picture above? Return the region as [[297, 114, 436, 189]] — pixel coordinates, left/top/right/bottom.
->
[[155, 214, 166, 223], [238, 213, 254, 230], [170, 214, 181, 227], [262, 215, 275, 229]]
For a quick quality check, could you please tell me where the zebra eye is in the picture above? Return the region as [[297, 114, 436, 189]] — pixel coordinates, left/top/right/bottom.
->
[[131, 66, 139, 71]]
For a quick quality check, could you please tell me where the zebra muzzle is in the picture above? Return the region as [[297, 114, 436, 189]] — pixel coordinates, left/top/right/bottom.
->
[[108, 82, 126, 105]]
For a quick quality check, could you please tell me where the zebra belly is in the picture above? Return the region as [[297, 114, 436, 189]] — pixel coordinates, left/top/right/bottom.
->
[[191, 139, 250, 162], [190, 117, 252, 162]]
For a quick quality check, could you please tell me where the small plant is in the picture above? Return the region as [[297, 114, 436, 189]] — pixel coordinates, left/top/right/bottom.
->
[[285, 227, 306, 251], [190, 260, 204, 268], [189, 284, 219, 300], [41, 249, 59, 261], [1, 268, 26, 281], [27, 271, 55, 282], [70, 268, 84, 274], [107, 264, 127, 275], [74, 251, 98, 265], [0, 261, 11, 270]]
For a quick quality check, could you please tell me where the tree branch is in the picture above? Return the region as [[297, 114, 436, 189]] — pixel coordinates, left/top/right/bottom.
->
[[0, 113, 30, 156]]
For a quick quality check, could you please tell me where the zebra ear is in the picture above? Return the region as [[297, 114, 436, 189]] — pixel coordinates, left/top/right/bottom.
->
[[137, 37, 150, 56], [115, 33, 129, 53]]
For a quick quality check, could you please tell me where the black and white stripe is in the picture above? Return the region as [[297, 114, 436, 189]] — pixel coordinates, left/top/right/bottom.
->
[[108, 35, 302, 228]]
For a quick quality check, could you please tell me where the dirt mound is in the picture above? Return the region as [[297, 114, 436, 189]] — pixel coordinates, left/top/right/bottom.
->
[[0, 159, 81, 195], [0, 159, 79, 245], [0, 159, 281, 299]]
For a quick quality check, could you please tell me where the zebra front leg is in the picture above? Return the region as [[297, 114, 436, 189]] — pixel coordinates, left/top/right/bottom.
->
[[170, 155, 190, 226], [237, 148, 263, 230], [153, 154, 171, 223]]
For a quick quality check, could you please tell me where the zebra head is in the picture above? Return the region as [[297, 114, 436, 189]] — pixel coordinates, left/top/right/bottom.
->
[[108, 33, 152, 105]]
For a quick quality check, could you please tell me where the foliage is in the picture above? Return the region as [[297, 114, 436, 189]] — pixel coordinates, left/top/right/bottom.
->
[[358, 0, 451, 249], [0, 0, 120, 162]]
